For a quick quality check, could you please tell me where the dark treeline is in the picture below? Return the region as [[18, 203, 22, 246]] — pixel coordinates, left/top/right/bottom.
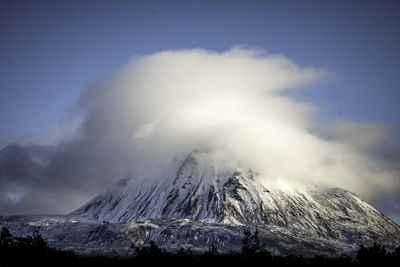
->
[[1, 227, 399, 267]]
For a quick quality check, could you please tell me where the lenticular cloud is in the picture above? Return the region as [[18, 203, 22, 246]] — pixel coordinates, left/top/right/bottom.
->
[[72, 47, 399, 198]]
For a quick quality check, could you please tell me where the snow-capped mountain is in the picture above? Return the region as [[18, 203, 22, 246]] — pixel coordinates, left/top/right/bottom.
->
[[1, 150, 400, 256], [72, 150, 400, 238]]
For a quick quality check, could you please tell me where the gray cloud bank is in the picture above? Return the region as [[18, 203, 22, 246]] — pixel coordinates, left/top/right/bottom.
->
[[1, 48, 400, 221]]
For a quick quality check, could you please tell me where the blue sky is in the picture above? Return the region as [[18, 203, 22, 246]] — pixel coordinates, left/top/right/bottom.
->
[[1, 0, 400, 145]]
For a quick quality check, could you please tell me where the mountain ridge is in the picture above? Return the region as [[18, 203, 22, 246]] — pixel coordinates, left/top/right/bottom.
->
[[1, 150, 400, 256]]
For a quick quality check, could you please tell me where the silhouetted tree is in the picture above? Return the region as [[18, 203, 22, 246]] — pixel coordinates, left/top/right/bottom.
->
[[394, 246, 400, 258], [205, 245, 219, 256], [34, 229, 49, 250], [241, 228, 261, 255], [176, 246, 193, 257], [132, 240, 164, 258], [0, 227, 14, 248], [356, 243, 390, 265]]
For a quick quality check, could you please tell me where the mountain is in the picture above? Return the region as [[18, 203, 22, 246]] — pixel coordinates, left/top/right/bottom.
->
[[1, 150, 400, 256]]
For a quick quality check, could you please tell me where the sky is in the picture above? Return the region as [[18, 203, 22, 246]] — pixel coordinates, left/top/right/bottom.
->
[[1, 0, 400, 223]]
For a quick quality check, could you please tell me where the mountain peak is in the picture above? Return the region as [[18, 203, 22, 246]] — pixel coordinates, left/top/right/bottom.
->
[[71, 151, 400, 244]]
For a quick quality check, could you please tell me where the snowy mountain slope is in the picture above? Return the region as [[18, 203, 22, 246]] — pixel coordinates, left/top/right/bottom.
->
[[2, 214, 397, 257], [2, 150, 400, 256], [72, 150, 400, 241]]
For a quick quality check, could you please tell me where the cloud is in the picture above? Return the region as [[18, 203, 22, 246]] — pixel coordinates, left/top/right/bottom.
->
[[0, 47, 399, 217]]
